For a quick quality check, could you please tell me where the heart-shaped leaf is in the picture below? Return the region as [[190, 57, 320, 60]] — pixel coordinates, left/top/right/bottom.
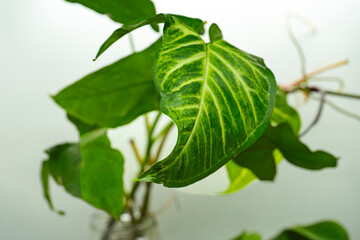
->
[[137, 16, 277, 187]]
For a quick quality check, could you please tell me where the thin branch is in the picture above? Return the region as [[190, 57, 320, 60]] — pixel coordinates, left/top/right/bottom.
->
[[154, 122, 174, 163], [299, 87, 326, 137], [140, 183, 153, 218], [130, 139, 142, 165]]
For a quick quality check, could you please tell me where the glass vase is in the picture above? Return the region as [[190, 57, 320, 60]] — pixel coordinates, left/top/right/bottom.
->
[[90, 212, 161, 240]]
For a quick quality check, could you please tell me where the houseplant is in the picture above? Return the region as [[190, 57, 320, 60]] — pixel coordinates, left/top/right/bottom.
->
[[40, 0, 359, 239]]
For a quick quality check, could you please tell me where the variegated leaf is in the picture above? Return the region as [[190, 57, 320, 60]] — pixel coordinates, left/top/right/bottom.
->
[[137, 17, 277, 187]]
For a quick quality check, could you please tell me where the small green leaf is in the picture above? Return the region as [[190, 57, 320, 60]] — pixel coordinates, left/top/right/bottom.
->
[[233, 137, 277, 181], [80, 129, 124, 219], [232, 232, 262, 240], [272, 220, 349, 240], [94, 14, 166, 60], [209, 23, 223, 42], [41, 160, 66, 215], [53, 39, 162, 128], [268, 123, 338, 170], [137, 15, 276, 187], [65, 0, 156, 25], [94, 14, 204, 60], [46, 143, 82, 198], [41, 161, 54, 210]]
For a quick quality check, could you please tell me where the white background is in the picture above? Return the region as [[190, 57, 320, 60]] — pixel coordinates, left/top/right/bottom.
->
[[1, 0, 360, 239]]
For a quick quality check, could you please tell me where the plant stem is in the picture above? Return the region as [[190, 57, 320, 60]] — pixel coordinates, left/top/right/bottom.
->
[[154, 122, 174, 163], [101, 217, 116, 240], [299, 87, 325, 137], [130, 139, 142, 165], [129, 112, 162, 219], [140, 182, 153, 218]]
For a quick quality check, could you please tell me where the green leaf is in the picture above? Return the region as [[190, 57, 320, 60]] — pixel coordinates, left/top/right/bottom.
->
[[224, 150, 283, 194], [53, 39, 162, 128], [272, 220, 349, 240], [209, 23, 223, 42], [43, 130, 124, 218], [232, 232, 262, 240], [41, 161, 55, 211], [46, 143, 82, 198], [267, 123, 338, 170], [80, 129, 124, 219], [94, 14, 166, 60], [137, 15, 277, 187], [65, 0, 156, 25], [94, 14, 204, 60], [233, 137, 277, 180]]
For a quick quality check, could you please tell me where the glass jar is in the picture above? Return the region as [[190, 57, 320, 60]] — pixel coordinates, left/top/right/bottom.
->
[[90, 212, 161, 240]]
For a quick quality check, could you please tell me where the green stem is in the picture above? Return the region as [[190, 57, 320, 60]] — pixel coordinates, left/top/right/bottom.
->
[[129, 112, 162, 217]]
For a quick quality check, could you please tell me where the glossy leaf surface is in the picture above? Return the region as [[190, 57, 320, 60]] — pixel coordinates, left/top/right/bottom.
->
[[54, 39, 162, 128], [137, 15, 277, 187], [272, 220, 349, 240], [80, 129, 124, 219], [65, 0, 156, 25]]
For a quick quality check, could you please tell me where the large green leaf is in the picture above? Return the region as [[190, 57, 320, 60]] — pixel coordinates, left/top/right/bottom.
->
[[272, 220, 349, 240], [53, 39, 162, 128], [136, 16, 277, 187], [94, 14, 204, 60], [80, 129, 124, 219], [65, 0, 156, 25]]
